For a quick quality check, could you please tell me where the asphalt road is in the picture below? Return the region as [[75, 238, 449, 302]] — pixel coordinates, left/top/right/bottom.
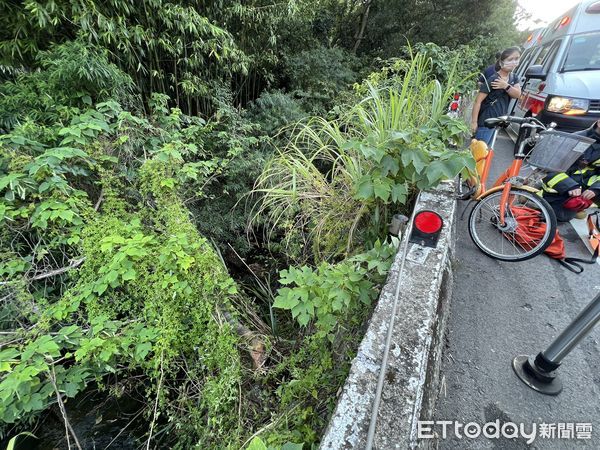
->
[[433, 131, 600, 449]]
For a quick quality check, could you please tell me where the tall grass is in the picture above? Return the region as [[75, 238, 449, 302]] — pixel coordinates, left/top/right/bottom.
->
[[249, 50, 468, 262], [249, 116, 369, 261], [351, 58, 458, 141]]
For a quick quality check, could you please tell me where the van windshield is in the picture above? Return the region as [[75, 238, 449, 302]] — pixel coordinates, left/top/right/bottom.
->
[[562, 32, 600, 72]]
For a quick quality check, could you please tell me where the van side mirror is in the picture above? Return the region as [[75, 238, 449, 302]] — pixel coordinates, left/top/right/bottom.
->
[[525, 64, 547, 80]]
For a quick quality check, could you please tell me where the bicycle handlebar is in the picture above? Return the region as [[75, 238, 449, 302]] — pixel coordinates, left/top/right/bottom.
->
[[483, 115, 546, 129]]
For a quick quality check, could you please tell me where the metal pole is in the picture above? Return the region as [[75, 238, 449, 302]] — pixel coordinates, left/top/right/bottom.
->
[[489, 128, 499, 151], [512, 291, 600, 395], [542, 291, 600, 363]]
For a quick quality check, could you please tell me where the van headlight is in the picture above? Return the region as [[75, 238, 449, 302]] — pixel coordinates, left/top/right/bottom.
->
[[546, 96, 589, 115]]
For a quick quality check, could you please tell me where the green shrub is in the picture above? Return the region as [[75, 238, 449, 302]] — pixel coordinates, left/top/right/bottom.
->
[[251, 51, 474, 262], [0, 99, 250, 447], [285, 46, 360, 113], [245, 90, 307, 136], [273, 240, 396, 337], [0, 41, 134, 131]]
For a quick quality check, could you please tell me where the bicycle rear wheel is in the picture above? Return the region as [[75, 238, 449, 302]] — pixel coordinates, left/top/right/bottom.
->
[[468, 188, 557, 261]]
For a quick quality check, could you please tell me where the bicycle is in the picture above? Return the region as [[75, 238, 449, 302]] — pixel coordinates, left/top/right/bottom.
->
[[456, 115, 560, 262]]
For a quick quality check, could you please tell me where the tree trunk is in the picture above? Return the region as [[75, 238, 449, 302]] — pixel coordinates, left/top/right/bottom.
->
[[353, 0, 373, 54]]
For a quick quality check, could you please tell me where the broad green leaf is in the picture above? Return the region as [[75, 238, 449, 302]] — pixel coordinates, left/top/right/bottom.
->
[[381, 155, 400, 176], [122, 268, 137, 281], [58, 210, 74, 221], [9, 135, 26, 145], [372, 178, 391, 202], [359, 144, 385, 163], [355, 176, 374, 199], [62, 382, 80, 398], [38, 181, 51, 193], [94, 282, 108, 296], [273, 294, 300, 310], [105, 271, 119, 283], [0, 174, 23, 191], [401, 148, 428, 173], [426, 160, 454, 184], [390, 130, 412, 143], [296, 309, 311, 326], [246, 437, 268, 450], [160, 178, 175, 188], [391, 183, 408, 203], [135, 342, 152, 360]]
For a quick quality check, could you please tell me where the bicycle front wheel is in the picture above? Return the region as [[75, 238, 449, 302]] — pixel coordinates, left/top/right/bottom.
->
[[468, 188, 557, 262]]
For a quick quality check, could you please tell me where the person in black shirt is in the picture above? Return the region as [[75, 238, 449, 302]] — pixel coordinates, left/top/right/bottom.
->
[[477, 51, 501, 87], [470, 47, 522, 146]]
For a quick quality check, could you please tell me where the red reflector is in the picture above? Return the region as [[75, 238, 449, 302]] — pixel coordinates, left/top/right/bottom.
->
[[450, 102, 459, 111], [522, 94, 545, 115], [414, 211, 443, 234], [453, 94, 460, 100], [531, 100, 544, 115]]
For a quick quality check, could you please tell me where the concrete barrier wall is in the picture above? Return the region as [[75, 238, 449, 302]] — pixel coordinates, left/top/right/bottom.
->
[[319, 181, 456, 449]]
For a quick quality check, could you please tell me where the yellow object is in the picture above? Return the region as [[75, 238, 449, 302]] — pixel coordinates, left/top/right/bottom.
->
[[470, 139, 489, 179], [467, 139, 489, 197]]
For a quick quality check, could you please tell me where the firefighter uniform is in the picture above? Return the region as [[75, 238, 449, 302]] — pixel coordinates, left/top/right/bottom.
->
[[541, 121, 600, 222]]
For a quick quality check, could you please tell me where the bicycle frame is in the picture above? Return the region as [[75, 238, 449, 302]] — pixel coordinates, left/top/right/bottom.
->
[[463, 116, 558, 261], [474, 123, 541, 225]]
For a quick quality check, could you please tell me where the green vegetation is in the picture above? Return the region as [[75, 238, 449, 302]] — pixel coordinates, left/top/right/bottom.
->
[[251, 52, 472, 262], [0, 0, 518, 448]]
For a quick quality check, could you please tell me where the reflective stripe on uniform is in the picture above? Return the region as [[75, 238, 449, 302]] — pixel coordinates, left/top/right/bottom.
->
[[546, 173, 569, 188], [573, 167, 593, 175], [588, 175, 600, 186], [541, 182, 558, 194]]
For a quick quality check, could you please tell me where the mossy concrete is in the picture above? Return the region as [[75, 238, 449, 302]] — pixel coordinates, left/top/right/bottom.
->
[[320, 181, 456, 449]]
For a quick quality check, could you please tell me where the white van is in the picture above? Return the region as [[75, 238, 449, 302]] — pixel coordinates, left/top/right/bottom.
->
[[509, 0, 600, 139]]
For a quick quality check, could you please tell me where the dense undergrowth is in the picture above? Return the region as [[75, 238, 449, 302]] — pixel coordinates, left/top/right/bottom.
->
[[0, 46, 473, 450], [0, 1, 517, 447]]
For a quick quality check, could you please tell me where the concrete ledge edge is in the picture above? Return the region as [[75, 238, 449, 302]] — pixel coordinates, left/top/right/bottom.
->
[[320, 180, 457, 449]]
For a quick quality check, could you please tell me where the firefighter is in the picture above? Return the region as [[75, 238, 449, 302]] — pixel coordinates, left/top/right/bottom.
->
[[541, 119, 600, 221]]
